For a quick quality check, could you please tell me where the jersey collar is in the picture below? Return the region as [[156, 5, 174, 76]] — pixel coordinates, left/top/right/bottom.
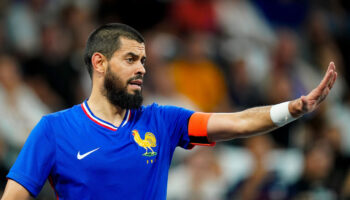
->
[[81, 100, 131, 131]]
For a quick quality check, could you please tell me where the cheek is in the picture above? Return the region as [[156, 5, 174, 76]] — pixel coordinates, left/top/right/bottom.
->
[[108, 61, 137, 85], [114, 66, 132, 79]]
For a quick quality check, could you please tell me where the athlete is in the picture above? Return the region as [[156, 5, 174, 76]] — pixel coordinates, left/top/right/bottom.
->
[[1, 23, 337, 200]]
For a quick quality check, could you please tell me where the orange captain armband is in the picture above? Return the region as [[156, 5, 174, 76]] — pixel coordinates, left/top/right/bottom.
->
[[187, 112, 216, 149]]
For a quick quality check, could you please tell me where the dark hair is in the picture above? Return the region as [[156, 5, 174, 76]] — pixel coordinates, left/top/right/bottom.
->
[[84, 23, 144, 78]]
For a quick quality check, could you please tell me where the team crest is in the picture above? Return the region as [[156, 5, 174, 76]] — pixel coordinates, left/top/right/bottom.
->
[[132, 130, 157, 157]]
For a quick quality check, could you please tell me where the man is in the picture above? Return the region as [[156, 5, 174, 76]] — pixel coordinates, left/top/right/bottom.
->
[[1, 23, 337, 199]]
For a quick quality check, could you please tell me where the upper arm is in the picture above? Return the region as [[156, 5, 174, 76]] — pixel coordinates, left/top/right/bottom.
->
[[6, 117, 56, 197], [1, 179, 32, 200], [187, 112, 216, 147], [155, 104, 194, 149], [153, 104, 214, 149]]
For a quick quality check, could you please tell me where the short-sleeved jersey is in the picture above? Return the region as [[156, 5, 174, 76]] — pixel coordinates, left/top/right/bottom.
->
[[7, 101, 196, 199]]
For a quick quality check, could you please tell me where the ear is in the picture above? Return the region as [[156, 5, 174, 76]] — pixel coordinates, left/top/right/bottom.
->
[[91, 52, 108, 75]]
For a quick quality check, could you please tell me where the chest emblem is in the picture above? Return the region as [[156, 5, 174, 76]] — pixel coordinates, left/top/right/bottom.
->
[[132, 130, 157, 157]]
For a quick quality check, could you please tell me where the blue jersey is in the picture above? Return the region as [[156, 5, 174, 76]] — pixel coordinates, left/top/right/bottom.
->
[[7, 101, 195, 199]]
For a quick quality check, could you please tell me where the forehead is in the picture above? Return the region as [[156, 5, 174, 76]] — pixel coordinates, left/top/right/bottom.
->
[[115, 37, 146, 56]]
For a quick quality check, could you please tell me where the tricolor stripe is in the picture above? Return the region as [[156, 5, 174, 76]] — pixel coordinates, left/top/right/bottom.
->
[[81, 101, 131, 131], [121, 109, 131, 127]]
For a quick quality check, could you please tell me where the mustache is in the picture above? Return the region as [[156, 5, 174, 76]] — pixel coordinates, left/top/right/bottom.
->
[[127, 74, 143, 83]]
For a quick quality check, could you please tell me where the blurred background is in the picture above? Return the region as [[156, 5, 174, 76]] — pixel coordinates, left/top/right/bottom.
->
[[0, 0, 350, 199]]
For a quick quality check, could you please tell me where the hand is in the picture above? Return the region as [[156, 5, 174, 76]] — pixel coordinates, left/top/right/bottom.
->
[[292, 62, 337, 116]]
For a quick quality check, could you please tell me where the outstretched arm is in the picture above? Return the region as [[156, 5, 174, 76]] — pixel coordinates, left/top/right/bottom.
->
[[207, 62, 337, 142]]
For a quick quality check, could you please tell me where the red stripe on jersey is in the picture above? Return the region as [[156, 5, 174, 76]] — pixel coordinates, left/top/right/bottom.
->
[[81, 104, 117, 131], [48, 176, 59, 200]]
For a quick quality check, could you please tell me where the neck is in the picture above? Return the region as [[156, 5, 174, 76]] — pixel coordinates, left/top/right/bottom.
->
[[87, 86, 127, 127]]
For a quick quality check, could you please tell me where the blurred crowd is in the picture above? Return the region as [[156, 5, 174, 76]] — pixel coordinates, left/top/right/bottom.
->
[[0, 0, 350, 199]]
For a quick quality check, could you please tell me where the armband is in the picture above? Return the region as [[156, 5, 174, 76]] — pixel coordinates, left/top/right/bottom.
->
[[187, 112, 215, 148]]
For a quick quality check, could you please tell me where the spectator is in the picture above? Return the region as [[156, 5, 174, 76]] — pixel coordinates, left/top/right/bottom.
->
[[170, 0, 218, 32], [167, 147, 227, 200], [143, 30, 198, 110], [0, 54, 50, 167], [170, 32, 230, 112], [226, 135, 288, 200], [226, 58, 264, 110], [288, 142, 337, 200]]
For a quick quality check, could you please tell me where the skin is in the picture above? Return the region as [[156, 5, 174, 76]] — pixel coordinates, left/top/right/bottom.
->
[[1, 37, 337, 199]]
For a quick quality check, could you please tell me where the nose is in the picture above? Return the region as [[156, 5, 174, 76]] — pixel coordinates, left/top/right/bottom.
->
[[136, 62, 146, 75]]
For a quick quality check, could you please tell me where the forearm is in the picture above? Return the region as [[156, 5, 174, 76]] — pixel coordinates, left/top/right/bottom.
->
[[207, 98, 303, 142], [205, 62, 336, 142], [1, 180, 32, 200]]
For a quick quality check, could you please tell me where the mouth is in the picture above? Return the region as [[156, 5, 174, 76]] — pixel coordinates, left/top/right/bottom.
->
[[128, 79, 143, 90]]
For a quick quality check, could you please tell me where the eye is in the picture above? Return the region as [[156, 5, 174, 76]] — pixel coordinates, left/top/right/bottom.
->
[[141, 57, 146, 66], [126, 57, 134, 63]]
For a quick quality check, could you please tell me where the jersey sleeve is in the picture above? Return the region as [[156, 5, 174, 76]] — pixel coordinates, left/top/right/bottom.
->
[[6, 116, 55, 197], [156, 104, 215, 149]]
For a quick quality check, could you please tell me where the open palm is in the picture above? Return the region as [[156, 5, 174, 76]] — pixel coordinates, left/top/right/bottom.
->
[[300, 62, 337, 113]]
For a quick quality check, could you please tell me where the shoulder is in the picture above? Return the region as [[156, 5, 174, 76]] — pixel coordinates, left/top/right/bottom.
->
[[140, 103, 194, 113], [141, 103, 161, 111], [138, 103, 195, 119], [42, 104, 81, 123]]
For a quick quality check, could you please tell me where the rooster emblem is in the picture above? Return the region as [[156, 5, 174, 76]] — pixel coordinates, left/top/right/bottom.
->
[[132, 130, 157, 157]]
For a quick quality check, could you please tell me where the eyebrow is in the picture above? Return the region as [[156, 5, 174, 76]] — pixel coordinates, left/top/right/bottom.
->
[[125, 52, 139, 58], [125, 52, 146, 61]]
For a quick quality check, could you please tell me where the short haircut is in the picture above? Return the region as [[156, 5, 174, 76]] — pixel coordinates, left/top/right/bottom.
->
[[84, 23, 144, 78]]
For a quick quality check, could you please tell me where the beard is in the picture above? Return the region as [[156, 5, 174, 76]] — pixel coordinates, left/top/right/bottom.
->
[[103, 67, 143, 109]]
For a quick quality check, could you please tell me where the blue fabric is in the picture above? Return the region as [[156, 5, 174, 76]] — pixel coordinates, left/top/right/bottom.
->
[[7, 103, 194, 199]]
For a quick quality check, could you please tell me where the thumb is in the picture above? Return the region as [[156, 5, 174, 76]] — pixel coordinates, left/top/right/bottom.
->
[[301, 95, 307, 105], [300, 95, 311, 112]]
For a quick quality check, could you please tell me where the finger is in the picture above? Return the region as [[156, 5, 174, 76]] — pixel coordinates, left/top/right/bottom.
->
[[324, 62, 334, 75], [330, 62, 337, 71], [329, 71, 337, 90], [318, 69, 334, 91], [301, 95, 307, 104], [301, 95, 315, 106], [301, 95, 316, 112], [329, 61, 335, 71], [318, 88, 330, 104], [328, 62, 337, 89], [300, 95, 307, 111]]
